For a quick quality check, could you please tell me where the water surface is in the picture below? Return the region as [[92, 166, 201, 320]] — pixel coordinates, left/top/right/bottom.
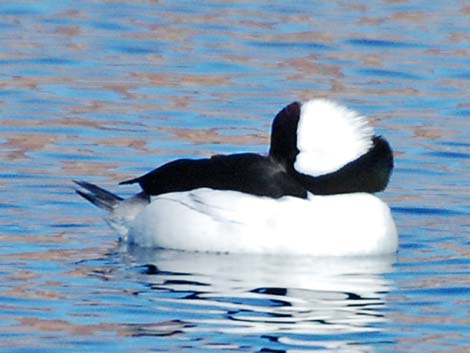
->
[[0, 1, 469, 352]]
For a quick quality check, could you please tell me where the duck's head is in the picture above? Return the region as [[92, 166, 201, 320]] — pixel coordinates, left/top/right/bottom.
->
[[269, 99, 393, 195]]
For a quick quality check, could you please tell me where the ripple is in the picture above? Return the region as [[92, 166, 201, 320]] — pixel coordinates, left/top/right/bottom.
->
[[393, 207, 465, 216], [248, 40, 333, 51], [1, 1, 469, 352], [346, 38, 426, 49], [357, 68, 422, 80]]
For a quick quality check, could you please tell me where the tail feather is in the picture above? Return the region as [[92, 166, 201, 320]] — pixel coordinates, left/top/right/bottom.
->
[[119, 177, 139, 185], [74, 180, 151, 238], [74, 180, 123, 211]]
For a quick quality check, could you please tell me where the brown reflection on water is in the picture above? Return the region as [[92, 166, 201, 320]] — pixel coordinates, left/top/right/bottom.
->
[[0, 2, 469, 352], [156, 126, 267, 147], [2, 134, 58, 160], [9, 317, 189, 342]]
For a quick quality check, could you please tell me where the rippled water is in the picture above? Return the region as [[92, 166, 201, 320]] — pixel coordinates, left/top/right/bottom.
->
[[1, 1, 469, 352]]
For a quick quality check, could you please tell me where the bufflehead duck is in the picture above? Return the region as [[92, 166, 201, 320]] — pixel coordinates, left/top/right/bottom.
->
[[75, 99, 397, 256]]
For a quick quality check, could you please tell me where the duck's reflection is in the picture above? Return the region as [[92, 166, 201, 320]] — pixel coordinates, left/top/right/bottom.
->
[[119, 246, 396, 351]]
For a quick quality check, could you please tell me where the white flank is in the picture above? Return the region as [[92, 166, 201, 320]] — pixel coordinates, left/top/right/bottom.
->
[[120, 188, 398, 256], [106, 194, 149, 238], [294, 99, 374, 177]]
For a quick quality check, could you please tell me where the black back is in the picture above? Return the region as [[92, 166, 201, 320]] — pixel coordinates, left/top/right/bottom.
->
[[120, 153, 308, 199]]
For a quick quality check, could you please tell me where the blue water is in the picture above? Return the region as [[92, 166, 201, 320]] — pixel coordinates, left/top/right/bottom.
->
[[1, 1, 469, 352]]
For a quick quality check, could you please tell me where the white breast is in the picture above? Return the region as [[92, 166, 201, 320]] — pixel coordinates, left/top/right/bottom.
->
[[126, 188, 398, 256]]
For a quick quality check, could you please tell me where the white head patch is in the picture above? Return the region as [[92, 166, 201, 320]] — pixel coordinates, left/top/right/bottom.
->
[[294, 99, 374, 177]]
